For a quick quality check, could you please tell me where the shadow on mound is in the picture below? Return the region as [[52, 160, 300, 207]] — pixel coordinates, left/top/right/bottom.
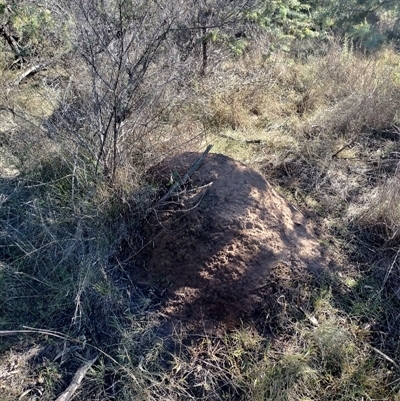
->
[[138, 152, 333, 332]]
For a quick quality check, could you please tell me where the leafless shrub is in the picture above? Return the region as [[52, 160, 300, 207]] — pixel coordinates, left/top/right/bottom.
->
[[40, 0, 259, 186], [43, 1, 176, 180]]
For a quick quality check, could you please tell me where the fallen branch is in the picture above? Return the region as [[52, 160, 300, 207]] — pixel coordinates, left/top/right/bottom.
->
[[12, 64, 47, 85], [12, 50, 72, 85], [55, 355, 98, 401], [158, 144, 213, 204]]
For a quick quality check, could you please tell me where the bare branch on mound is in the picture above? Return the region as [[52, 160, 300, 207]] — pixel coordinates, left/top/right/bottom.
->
[[158, 144, 213, 204], [55, 355, 98, 401]]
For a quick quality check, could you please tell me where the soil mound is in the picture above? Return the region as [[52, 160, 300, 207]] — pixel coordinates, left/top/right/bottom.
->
[[143, 152, 326, 330]]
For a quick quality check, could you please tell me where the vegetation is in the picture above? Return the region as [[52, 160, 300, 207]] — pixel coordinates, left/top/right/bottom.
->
[[1, 0, 400, 400]]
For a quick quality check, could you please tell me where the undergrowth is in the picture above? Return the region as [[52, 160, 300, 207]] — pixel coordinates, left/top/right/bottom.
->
[[1, 41, 400, 400]]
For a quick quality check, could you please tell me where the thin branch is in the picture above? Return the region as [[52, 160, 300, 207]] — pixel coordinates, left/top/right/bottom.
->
[[158, 144, 213, 204], [331, 137, 357, 159], [370, 345, 400, 370], [217, 133, 263, 144]]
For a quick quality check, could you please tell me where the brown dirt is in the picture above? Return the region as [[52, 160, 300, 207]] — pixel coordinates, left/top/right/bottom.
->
[[141, 152, 330, 331]]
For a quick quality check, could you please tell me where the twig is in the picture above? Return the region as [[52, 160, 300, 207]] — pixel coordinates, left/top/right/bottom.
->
[[157, 181, 214, 210], [217, 133, 262, 144], [331, 137, 357, 159], [175, 184, 211, 213], [370, 345, 400, 370], [55, 355, 98, 401], [157, 144, 213, 204]]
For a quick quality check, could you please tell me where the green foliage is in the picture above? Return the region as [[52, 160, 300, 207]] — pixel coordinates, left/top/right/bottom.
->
[[12, 6, 53, 47], [0, 0, 69, 61], [310, 0, 400, 50], [251, 0, 316, 40], [0, 0, 6, 15], [250, 0, 400, 51]]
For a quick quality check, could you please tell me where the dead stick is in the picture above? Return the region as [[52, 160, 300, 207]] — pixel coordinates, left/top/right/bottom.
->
[[331, 137, 357, 159], [370, 346, 400, 370], [158, 144, 213, 204], [12, 50, 71, 85], [0, 328, 138, 383], [218, 133, 262, 144], [55, 355, 98, 401]]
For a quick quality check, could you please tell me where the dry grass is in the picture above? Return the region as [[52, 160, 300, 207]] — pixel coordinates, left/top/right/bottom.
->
[[1, 39, 400, 400], [356, 173, 400, 246], [307, 47, 400, 136]]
